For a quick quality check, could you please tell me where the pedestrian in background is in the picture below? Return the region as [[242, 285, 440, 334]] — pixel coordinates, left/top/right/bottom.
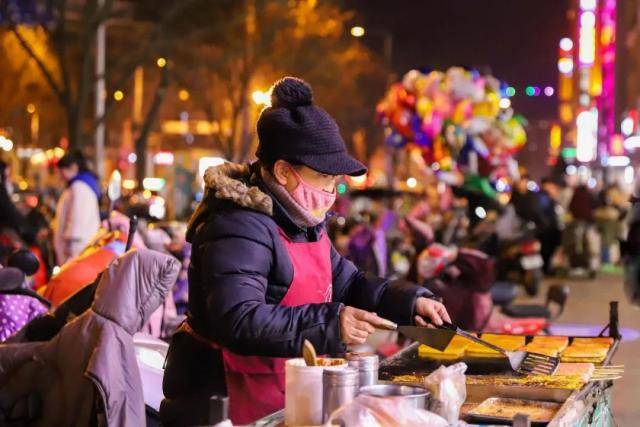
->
[[0, 160, 26, 237], [595, 185, 626, 265], [538, 177, 563, 274], [52, 152, 101, 265]]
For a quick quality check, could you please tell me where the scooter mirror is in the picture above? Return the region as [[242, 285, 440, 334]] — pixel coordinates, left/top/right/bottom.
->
[[107, 170, 122, 202]]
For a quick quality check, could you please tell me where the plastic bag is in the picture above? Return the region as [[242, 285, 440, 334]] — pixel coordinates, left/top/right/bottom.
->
[[424, 362, 468, 423], [324, 394, 448, 427]]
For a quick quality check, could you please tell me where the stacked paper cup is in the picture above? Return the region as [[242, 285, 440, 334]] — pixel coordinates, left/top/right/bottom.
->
[[284, 358, 347, 426]]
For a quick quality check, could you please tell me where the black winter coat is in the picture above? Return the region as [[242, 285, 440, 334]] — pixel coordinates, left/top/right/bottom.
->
[[163, 163, 431, 400]]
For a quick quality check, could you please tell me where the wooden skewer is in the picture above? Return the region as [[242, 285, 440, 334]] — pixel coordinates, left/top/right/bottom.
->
[[590, 377, 622, 381]]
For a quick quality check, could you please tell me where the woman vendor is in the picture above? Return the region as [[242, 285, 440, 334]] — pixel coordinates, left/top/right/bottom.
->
[[162, 77, 450, 425]]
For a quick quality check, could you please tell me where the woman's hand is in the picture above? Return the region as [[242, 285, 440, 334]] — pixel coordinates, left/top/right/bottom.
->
[[414, 297, 451, 327], [339, 306, 384, 345]]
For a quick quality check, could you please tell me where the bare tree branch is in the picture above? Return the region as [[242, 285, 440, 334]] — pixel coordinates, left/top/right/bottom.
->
[[49, 0, 72, 104], [135, 64, 170, 186], [9, 25, 65, 103]]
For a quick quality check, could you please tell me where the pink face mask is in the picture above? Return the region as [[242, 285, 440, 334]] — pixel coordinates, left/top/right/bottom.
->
[[288, 168, 337, 219]]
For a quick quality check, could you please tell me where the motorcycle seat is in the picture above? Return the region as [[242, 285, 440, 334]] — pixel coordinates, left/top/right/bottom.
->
[[491, 281, 519, 306], [502, 304, 551, 319], [501, 283, 569, 320]]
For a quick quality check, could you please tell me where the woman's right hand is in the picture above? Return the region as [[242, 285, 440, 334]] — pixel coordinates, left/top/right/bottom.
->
[[339, 306, 380, 345]]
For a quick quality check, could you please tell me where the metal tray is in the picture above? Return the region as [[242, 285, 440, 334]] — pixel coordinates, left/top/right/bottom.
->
[[467, 397, 561, 426], [379, 335, 620, 404]]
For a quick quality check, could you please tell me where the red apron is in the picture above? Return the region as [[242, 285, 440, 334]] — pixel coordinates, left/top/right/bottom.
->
[[222, 228, 333, 425]]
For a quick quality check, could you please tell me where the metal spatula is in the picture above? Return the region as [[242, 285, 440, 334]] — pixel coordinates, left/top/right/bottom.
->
[[438, 322, 559, 376]]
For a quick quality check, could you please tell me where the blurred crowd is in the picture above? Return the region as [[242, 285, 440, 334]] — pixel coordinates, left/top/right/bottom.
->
[[0, 153, 191, 342], [0, 150, 635, 343], [330, 172, 631, 293]]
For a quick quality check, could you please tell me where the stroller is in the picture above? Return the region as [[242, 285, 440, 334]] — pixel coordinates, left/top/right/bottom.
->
[[0, 249, 180, 426], [0, 250, 51, 342]]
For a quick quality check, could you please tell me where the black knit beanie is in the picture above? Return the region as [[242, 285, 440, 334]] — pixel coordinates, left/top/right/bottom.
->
[[256, 77, 366, 176]]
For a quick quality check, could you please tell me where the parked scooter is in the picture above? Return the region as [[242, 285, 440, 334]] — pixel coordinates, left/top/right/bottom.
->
[[417, 243, 566, 335], [497, 231, 544, 297], [468, 206, 544, 296]]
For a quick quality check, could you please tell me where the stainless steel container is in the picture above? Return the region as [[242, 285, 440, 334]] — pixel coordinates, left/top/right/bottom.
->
[[346, 352, 379, 387], [358, 384, 430, 409], [322, 367, 359, 422]]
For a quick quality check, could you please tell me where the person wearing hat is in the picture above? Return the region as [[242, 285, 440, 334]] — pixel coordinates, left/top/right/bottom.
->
[[162, 77, 450, 425]]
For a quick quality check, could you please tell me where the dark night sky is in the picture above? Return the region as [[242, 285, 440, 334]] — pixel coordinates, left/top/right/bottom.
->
[[345, 0, 570, 121]]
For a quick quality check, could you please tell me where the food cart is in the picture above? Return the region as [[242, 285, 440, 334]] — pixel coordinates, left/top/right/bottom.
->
[[253, 302, 622, 426], [378, 302, 622, 425]]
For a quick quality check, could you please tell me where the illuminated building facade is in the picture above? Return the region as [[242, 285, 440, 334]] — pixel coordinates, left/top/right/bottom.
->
[[554, 0, 628, 172]]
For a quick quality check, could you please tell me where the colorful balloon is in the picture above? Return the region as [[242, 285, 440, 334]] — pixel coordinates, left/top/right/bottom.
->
[[376, 67, 527, 182]]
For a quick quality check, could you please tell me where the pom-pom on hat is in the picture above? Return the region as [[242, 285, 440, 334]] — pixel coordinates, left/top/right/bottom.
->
[[256, 76, 367, 176]]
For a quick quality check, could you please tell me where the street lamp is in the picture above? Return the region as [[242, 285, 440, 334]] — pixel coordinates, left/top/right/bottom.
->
[[178, 89, 190, 101], [349, 25, 393, 70], [252, 90, 271, 106], [350, 26, 365, 37]]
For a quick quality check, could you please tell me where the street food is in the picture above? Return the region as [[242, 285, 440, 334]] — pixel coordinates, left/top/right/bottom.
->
[[465, 334, 526, 358], [395, 372, 585, 390], [469, 398, 561, 423], [466, 374, 585, 390], [521, 343, 561, 357], [572, 337, 614, 345], [554, 363, 595, 382], [418, 334, 475, 359], [531, 336, 569, 350], [521, 336, 569, 357], [560, 339, 611, 363]]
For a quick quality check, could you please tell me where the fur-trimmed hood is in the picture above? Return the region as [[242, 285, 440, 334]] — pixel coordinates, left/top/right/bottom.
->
[[187, 162, 274, 243], [202, 162, 273, 215]]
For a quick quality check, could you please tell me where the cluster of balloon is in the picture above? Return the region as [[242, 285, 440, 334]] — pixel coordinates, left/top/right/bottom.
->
[[376, 67, 527, 195]]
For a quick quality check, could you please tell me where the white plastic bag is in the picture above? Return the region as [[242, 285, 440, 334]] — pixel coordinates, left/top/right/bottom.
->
[[324, 394, 448, 427], [424, 362, 468, 423]]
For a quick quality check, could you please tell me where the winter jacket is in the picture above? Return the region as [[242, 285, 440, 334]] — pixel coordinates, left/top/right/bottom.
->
[[569, 185, 595, 222], [163, 163, 432, 400], [511, 190, 549, 230], [0, 249, 179, 426], [52, 175, 101, 265], [0, 183, 26, 235]]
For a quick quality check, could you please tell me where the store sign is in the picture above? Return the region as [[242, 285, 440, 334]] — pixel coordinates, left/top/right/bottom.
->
[[153, 151, 174, 166], [576, 109, 598, 162], [142, 177, 166, 192]]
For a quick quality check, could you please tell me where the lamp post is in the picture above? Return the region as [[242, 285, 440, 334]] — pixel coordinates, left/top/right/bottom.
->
[[350, 25, 394, 70], [350, 25, 397, 188], [95, 0, 106, 180]]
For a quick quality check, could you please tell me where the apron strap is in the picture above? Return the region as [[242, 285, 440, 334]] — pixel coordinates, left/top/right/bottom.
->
[[178, 321, 222, 350]]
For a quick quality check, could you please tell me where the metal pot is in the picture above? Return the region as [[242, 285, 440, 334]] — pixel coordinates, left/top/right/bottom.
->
[[358, 384, 430, 409]]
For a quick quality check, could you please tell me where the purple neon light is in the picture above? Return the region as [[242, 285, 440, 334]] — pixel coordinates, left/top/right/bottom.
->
[[600, 0, 617, 155]]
